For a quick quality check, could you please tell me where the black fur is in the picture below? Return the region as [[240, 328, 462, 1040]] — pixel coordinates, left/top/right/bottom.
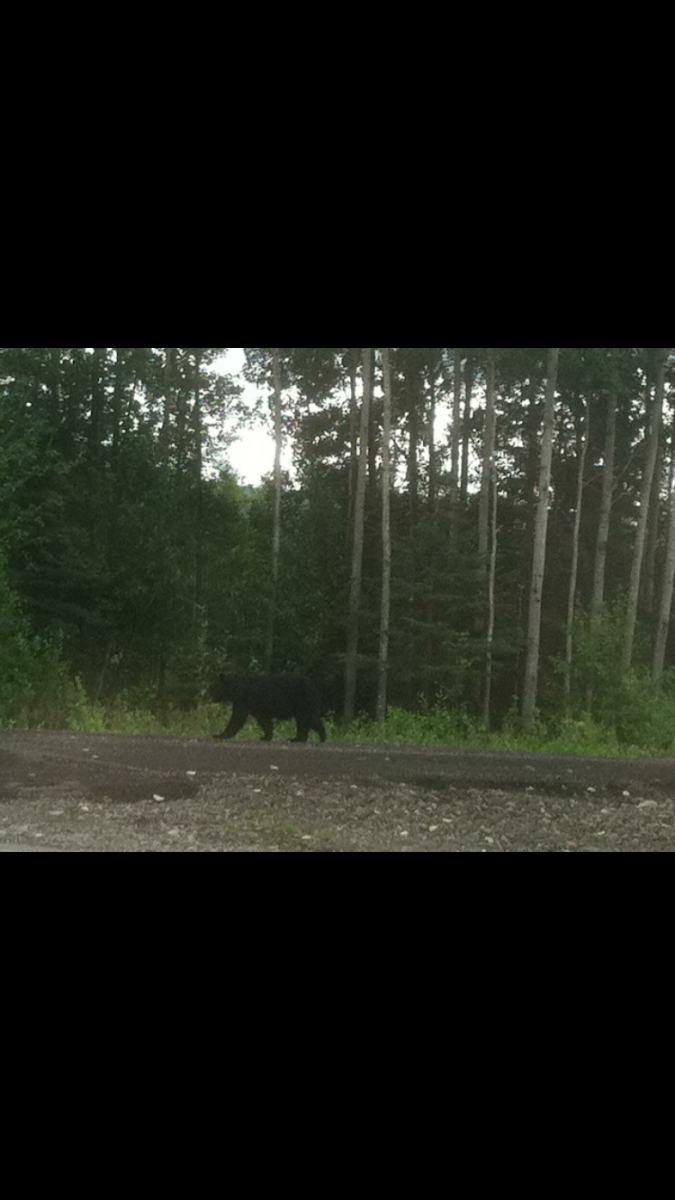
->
[[212, 674, 327, 744]]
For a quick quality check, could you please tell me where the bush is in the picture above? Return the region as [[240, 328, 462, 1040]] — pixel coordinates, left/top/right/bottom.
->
[[0, 557, 35, 723], [551, 602, 675, 752], [0, 552, 81, 728]]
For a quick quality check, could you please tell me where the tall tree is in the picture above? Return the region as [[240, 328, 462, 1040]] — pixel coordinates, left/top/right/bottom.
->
[[479, 350, 497, 571], [347, 347, 359, 540], [450, 348, 463, 538], [192, 348, 205, 608], [265, 348, 284, 671], [653, 385, 675, 682], [49, 346, 62, 414], [484, 463, 499, 727], [376, 348, 393, 722], [622, 349, 666, 671], [160, 347, 175, 459], [461, 355, 474, 505], [428, 353, 439, 513], [522, 348, 560, 731], [564, 401, 590, 709], [407, 358, 420, 532], [111, 348, 127, 462], [88, 346, 108, 550], [643, 406, 662, 617], [344, 349, 373, 722], [591, 391, 617, 622]]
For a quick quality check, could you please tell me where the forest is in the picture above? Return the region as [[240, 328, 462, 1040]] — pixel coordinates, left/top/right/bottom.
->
[[2, 346, 674, 755]]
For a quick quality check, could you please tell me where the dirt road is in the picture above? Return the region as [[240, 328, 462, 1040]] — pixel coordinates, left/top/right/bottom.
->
[[2, 730, 674, 852]]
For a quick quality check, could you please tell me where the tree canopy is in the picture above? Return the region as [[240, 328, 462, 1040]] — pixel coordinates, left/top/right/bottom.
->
[[2, 346, 674, 747]]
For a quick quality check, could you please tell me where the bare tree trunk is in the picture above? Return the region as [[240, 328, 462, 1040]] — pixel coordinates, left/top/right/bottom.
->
[[423, 356, 439, 699], [192, 349, 205, 609], [522, 348, 560, 732], [428, 360, 438, 512], [483, 468, 498, 727], [347, 348, 359, 543], [175, 350, 190, 470], [461, 359, 473, 505], [591, 393, 617, 621], [89, 347, 107, 454], [161, 347, 175, 460], [564, 403, 590, 710], [586, 391, 617, 712], [369, 377, 379, 489], [88, 346, 108, 553], [344, 349, 373, 722], [376, 348, 393, 722], [156, 346, 174, 723], [49, 347, 62, 414], [450, 348, 462, 539], [408, 382, 419, 534], [474, 350, 498, 713], [265, 347, 283, 672], [653, 418, 675, 682], [622, 352, 666, 672], [644, 372, 661, 616], [111, 348, 127, 463], [479, 350, 497, 570]]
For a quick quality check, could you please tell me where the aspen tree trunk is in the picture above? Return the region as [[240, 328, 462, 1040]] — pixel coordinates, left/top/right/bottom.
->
[[49, 347, 62, 413], [111, 348, 127, 463], [461, 359, 473, 506], [344, 349, 373, 722], [591, 393, 617, 621], [564, 404, 589, 709], [161, 347, 175, 459], [653, 408, 675, 682], [450, 348, 462, 539], [265, 347, 283, 672], [622, 352, 666, 672], [479, 350, 497, 570], [347, 348, 359, 544], [193, 349, 205, 609], [428, 361, 438, 513], [88, 346, 108, 553], [522, 348, 560, 731], [483, 467, 498, 727], [644, 431, 663, 616], [376, 348, 393, 722]]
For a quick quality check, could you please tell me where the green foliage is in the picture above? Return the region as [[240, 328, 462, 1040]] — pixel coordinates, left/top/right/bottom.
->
[[567, 603, 630, 713], [339, 707, 630, 756], [0, 553, 35, 722], [3, 346, 675, 755], [0, 551, 82, 727], [345, 707, 491, 748], [606, 672, 675, 753], [550, 602, 675, 752]]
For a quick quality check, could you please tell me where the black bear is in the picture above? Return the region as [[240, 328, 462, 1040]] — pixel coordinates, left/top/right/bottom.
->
[[212, 674, 327, 744]]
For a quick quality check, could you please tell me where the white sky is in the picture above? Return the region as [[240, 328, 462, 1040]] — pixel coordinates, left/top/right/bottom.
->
[[217, 348, 292, 486], [218, 348, 456, 489]]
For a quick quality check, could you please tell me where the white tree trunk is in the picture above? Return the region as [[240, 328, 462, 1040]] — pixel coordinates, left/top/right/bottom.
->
[[591, 392, 617, 621], [483, 467, 498, 727], [622, 352, 666, 672], [564, 404, 590, 709], [653, 422, 675, 682], [265, 347, 283, 671], [450, 348, 462, 540], [522, 348, 560, 731], [344, 348, 373, 722], [479, 350, 497, 569], [377, 348, 393, 722]]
